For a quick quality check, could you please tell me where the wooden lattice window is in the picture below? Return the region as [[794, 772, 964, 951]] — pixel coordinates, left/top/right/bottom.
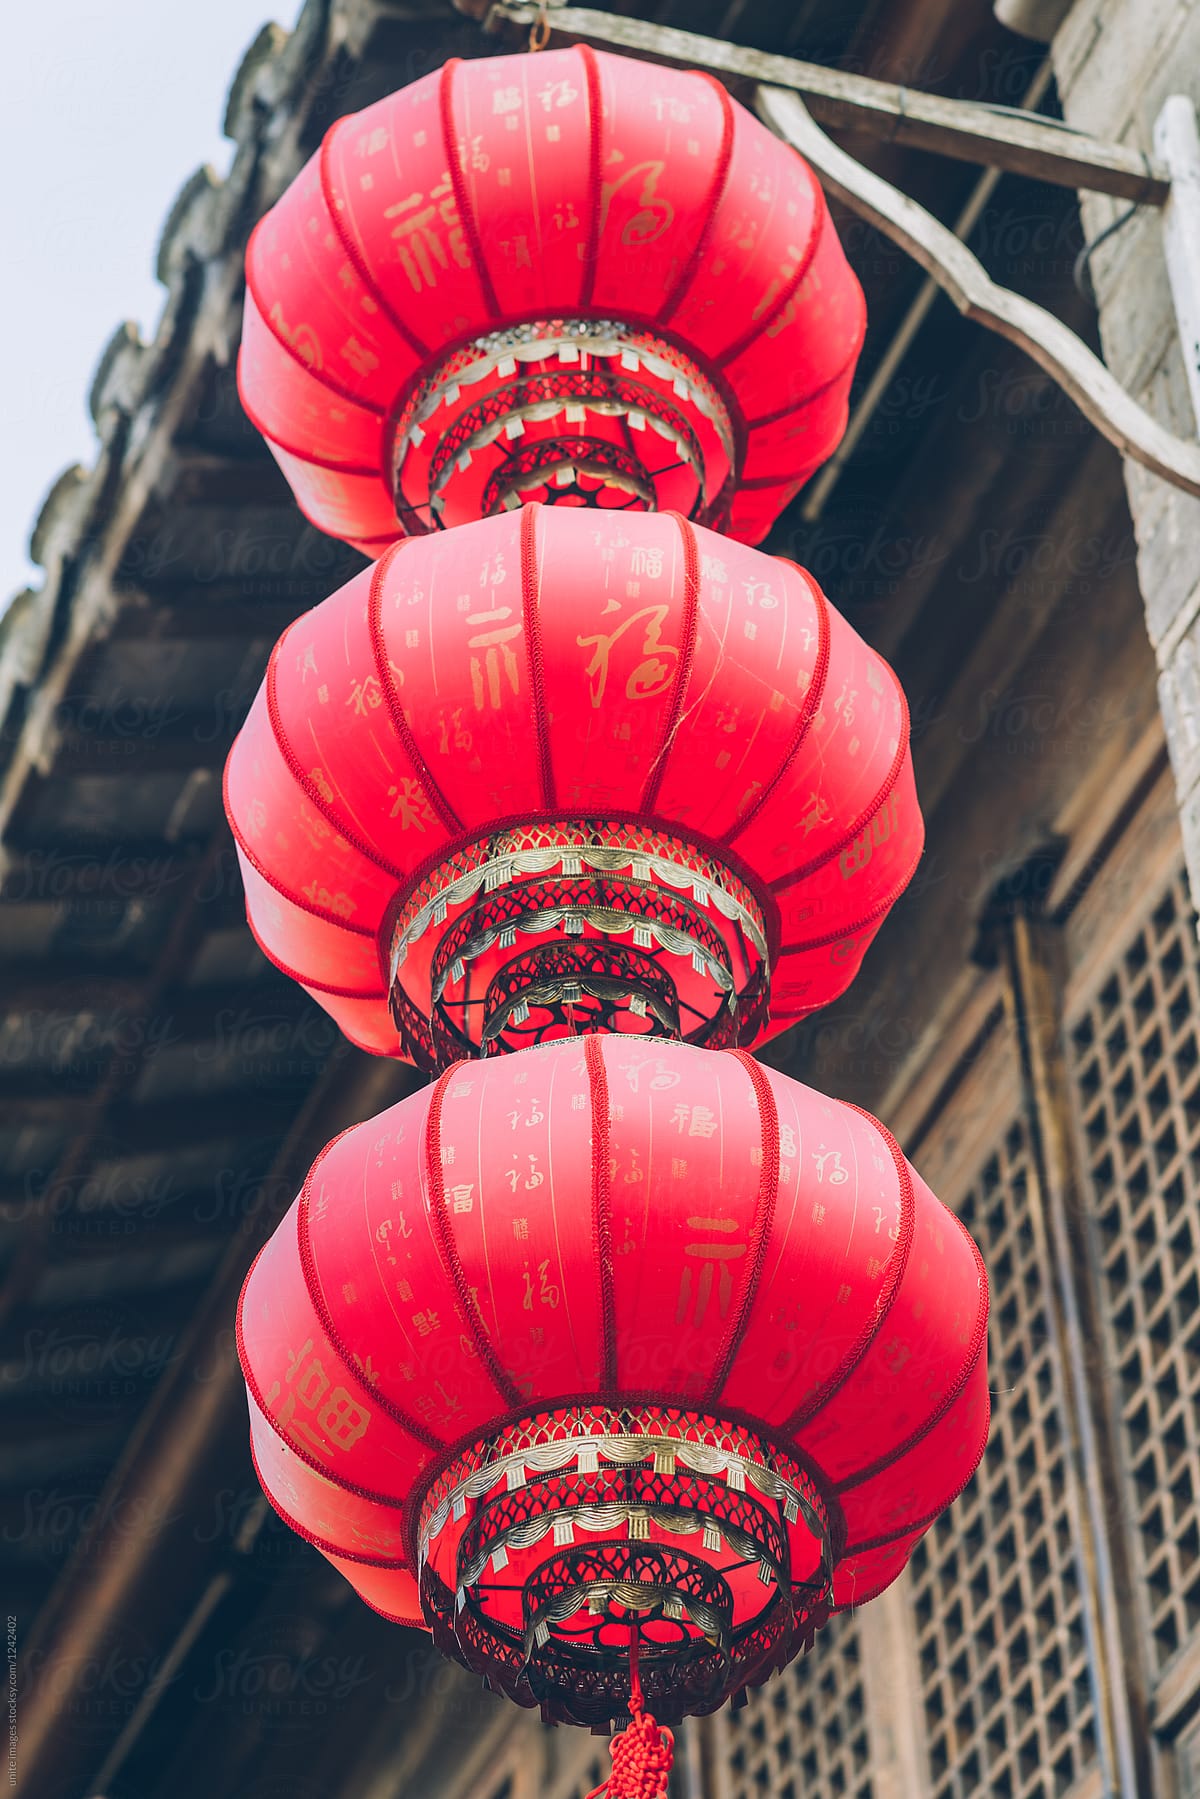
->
[[1069, 866, 1200, 1675], [723, 1611, 872, 1799], [907, 1119, 1099, 1798]]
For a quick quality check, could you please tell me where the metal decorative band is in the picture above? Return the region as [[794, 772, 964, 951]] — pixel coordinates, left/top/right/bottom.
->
[[431, 887, 735, 1005], [414, 1404, 839, 1727], [389, 822, 769, 979], [387, 821, 771, 1066], [390, 319, 736, 530], [480, 942, 687, 1044], [418, 1427, 822, 1567]]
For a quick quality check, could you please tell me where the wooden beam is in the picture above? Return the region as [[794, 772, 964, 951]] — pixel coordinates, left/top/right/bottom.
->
[[757, 88, 1200, 502], [0, 977, 311, 1054], [99, 1089, 312, 1156], [13, 1049, 416, 1799], [0, 1091, 96, 1129], [0, 1194, 240, 1257], [0, 848, 245, 932], [105, 592, 306, 645], [0, 1088, 298, 1141], [0, 1284, 205, 1377], [48, 723, 230, 779], [486, 4, 1170, 202], [0, 845, 204, 904], [0, 974, 143, 1015]]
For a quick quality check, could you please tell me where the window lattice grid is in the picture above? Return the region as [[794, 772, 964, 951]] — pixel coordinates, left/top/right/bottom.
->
[[908, 1120, 1098, 1799], [723, 1610, 872, 1799], [1069, 867, 1200, 1674]]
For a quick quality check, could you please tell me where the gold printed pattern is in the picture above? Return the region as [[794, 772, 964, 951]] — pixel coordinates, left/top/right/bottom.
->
[[384, 176, 469, 293], [264, 1337, 372, 1454], [576, 604, 678, 707]]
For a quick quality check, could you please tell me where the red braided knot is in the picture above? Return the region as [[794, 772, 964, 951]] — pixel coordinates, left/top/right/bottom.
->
[[583, 1627, 675, 1798], [595, 1708, 675, 1799]]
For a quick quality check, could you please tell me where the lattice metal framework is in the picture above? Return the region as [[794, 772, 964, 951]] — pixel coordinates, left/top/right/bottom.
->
[[1069, 866, 1200, 1677], [722, 1611, 873, 1799], [907, 1119, 1099, 1798]]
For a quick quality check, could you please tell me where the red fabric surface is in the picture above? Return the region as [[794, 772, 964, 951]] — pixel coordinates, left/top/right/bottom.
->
[[237, 1036, 989, 1637], [225, 505, 922, 1062], [237, 46, 865, 549]]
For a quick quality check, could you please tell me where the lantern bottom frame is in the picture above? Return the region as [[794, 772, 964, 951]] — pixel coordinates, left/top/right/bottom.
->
[[389, 317, 736, 534], [387, 817, 771, 1070], [415, 1404, 838, 1728]]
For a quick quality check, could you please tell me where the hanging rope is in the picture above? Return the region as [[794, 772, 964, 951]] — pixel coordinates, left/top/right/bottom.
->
[[585, 1629, 676, 1799]]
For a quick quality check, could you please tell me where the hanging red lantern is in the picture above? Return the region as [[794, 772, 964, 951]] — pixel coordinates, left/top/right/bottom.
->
[[224, 505, 921, 1070], [237, 46, 865, 555], [237, 1034, 988, 1727]]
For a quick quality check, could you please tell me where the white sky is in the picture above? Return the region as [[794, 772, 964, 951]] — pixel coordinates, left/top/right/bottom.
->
[[2, 0, 287, 609]]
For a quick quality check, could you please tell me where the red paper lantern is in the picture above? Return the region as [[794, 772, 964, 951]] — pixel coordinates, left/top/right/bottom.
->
[[225, 505, 921, 1070], [238, 1034, 988, 1726], [237, 46, 865, 555]]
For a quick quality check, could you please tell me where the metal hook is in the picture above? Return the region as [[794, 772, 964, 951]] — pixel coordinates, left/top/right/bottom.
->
[[529, 0, 551, 51]]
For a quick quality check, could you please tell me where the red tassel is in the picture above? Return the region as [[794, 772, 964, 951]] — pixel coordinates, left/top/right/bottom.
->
[[585, 1632, 675, 1799]]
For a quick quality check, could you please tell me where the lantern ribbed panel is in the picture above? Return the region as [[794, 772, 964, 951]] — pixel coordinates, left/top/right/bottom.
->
[[224, 506, 921, 1064], [237, 1037, 989, 1673], [237, 46, 865, 551]]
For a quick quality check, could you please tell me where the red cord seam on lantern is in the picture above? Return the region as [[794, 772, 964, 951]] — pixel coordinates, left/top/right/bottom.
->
[[835, 1215, 990, 1493], [639, 513, 700, 815], [714, 160, 828, 370], [704, 1050, 779, 1403], [827, 1567, 916, 1616], [264, 632, 413, 883], [577, 45, 604, 311], [297, 1128, 447, 1452], [243, 223, 388, 417], [584, 1034, 618, 1392], [224, 753, 383, 940], [243, 911, 385, 1002], [776, 836, 924, 957], [842, 1404, 993, 1557], [439, 60, 502, 324], [235, 377, 382, 476], [233, 846, 390, 1004], [354, 532, 408, 551], [826, 1566, 916, 1616], [368, 539, 465, 835], [743, 340, 864, 434], [721, 561, 831, 848], [424, 1065, 526, 1411], [237, 1244, 414, 1511], [354, 1592, 427, 1629], [264, 474, 399, 554], [520, 502, 558, 812], [657, 75, 735, 329], [244, 1378, 411, 1510], [770, 678, 913, 894], [319, 121, 431, 361], [249, 1435, 412, 1571], [781, 1106, 917, 1437]]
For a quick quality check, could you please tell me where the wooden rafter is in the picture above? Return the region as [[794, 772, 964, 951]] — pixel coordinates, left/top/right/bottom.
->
[[486, 4, 1170, 201], [485, 2, 1200, 500], [757, 88, 1200, 501]]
